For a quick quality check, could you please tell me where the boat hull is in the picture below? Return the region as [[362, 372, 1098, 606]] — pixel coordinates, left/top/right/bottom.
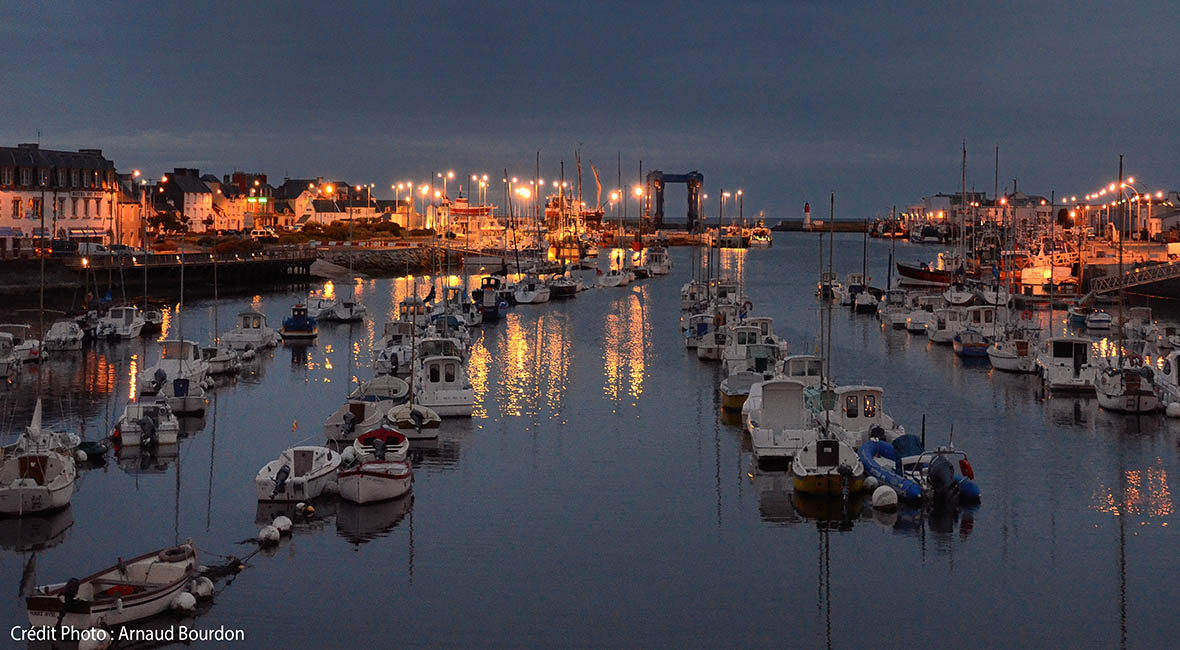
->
[[338, 463, 412, 504], [792, 474, 866, 496], [896, 262, 952, 287]]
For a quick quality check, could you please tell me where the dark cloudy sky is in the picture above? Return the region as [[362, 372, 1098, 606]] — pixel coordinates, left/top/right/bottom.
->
[[1, 1, 1174, 218]]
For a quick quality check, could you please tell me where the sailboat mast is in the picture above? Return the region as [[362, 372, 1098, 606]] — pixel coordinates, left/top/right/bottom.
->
[[825, 192, 835, 433], [1117, 155, 1124, 365]]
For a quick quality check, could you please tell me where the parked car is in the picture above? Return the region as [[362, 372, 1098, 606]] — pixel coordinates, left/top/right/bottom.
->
[[250, 228, 278, 241], [49, 240, 78, 257], [76, 242, 115, 257]]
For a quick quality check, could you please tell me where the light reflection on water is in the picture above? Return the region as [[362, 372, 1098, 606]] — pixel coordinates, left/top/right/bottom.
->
[[0, 236, 1177, 648]]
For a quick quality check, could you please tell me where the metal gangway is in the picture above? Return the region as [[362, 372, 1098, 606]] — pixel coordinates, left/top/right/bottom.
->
[[1090, 261, 1180, 294]]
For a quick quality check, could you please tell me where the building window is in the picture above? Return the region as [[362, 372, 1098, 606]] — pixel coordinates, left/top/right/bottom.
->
[[57, 169, 67, 187], [20, 168, 32, 185], [58, 198, 65, 217], [11, 199, 20, 219], [1, 167, 12, 185], [71, 169, 79, 187], [30, 198, 41, 218], [83, 200, 89, 217], [71, 198, 78, 218]]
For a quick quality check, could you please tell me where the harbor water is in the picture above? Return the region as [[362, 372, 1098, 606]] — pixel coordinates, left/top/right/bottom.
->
[[1, 234, 1177, 648]]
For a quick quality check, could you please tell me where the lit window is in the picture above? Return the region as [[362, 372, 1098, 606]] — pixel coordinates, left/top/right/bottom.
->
[[864, 394, 877, 418], [844, 395, 859, 418]]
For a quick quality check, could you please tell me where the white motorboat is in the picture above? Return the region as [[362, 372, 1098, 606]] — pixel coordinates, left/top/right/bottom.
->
[[791, 437, 867, 496], [750, 379, 819, 468], [721, 325, 771, 374], [348, 375, 410, 406], [373, 321, 417, 376], [201, 345, 241, 375], [853, 290, 878, 314], [809, 385, 905, 447], [644, 247, 673, 275], [745, 316, 789, 356], [1096, 361, 1159, 413], [398, 297, 431, 328], [114, 399, 181, 446], [927, 307, 964, 344], [255, 446, 341, 501], [513, 274, 551, 304], [43, 320, 84, 351], [139, 340, 210, 394], [414, 355, 474, 417], [416, 336, 469, 364], [840, 273, 868, 307], [0, 401, 76, 515], [683, 313, 712, 349], [141, 306, 164, 333], [339, 429, 413, 504], [680, 280, 708, 311], [383, 403, 441, 439], [139, 340, 210, 414], [324, 400, 387, 442], [1036, 336, 1097, 393], [877, 290, 909, 328], [0, 324, 46, 363], [0, 333, 23, 379], [1085, 310, 1113, 330], [904, 294, 938, 333], [351, 428, 410, 463], [696, 329, 728, 361], [987, 335, 1038, 373], [315, 297, 366, 323], [26, 543, 199, 629], [95, 306, 145, 340], [598, 268, 630, 288], [221, 311, 280, 350]]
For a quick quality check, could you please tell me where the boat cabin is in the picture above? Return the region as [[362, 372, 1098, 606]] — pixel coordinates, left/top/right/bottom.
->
[[160, 340, 200, 363], [107, 306, 141, 326], [421, 355, 467, 388], [382, 321, 416, 342], [1041, 336, 1094, 371], [235, 311, 268, 330], [882, 289, 907, 306], [931, 308, 963, 332], [399, 298, 427, 319], [714, 281, 741, 303], [739, 343, 780, 374], [964, 305, 998, 330], [746, 316, 775, 339], [784, 355, 823, 388], [0, 323, 34, 344], [685, 313, 713, 339], [827, 385, 888, 434]]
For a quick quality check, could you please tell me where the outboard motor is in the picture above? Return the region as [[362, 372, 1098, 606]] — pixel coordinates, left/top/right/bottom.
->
[[868, 425, 886, 441], [410, 408, 425, 433], [136, 416, 157, 449], [342, 411, 356, 436], [928, 454, 958, 510], [151, 368, 168, 393], [372, 437, 386, 461], [271, 464, 291, 498]]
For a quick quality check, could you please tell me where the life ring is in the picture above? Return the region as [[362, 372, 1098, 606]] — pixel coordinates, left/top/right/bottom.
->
[[742, 301, 753, 313], [1129, 354, 1142, 367], [1021, 310, 1032, 320], [958, 459, 975, 480], [158, 545, 192, 563]]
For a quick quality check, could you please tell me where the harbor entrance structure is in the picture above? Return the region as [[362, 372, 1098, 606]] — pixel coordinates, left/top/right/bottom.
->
[[644, 170, 704, 231]]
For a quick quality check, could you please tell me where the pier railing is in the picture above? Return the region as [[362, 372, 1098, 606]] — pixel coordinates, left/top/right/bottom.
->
[[1089, 261, 1180, 294]]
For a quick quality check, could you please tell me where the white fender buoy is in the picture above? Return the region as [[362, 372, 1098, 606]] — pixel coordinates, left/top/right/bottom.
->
[[257, 525, 280, 546], [189, 576, 214, 598], [171, 591, 197, 611], [272, 515, 293, 534], [340, 447, 357, 466], [871, 485, 898, 511], [1166, 402, 1180, 418], [863, 476, 879, 490], [323, 479, 339, 495], [74, 449, 88, 463]]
